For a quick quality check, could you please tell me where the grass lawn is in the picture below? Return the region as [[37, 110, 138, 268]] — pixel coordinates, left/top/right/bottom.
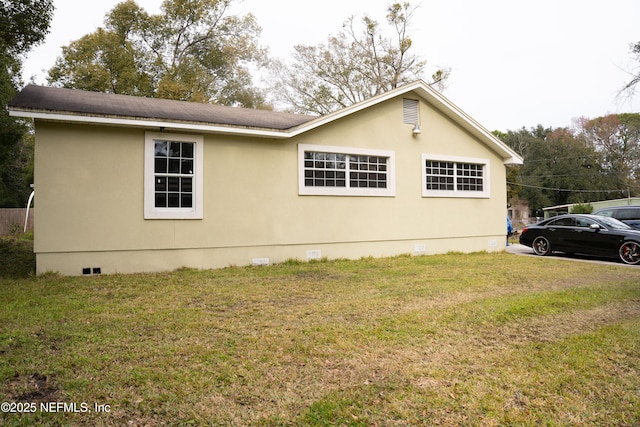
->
[[1, 240, 639, 426]]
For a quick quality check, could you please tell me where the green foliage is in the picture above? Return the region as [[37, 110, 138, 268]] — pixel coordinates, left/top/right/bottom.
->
[[0, 0, 52, 207], [269, 2, 449, 115], [577, 113, 640, 195], [47, 0, 268, 108], [0, 238, 35, 278], [501, 117, 640, 215], [48, 27, 155, 97], [0, 117, 34, 207], [0, 0, 54, 55], [570, 203, 593, 214]]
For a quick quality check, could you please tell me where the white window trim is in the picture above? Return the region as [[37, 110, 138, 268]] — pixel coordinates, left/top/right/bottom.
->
[[298, 144, 396, 197], [144, 131, 204, 219], [421, 153, 490, 198]]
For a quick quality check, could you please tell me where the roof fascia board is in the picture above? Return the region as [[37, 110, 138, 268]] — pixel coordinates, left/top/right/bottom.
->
[[8, 109, 290, 139], [289, 81, 523, 165], [411, 84, 523, 165]]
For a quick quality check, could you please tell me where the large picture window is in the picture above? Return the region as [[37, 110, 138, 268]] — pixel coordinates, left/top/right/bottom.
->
[[422, 154, 490, 198], [144, 132, 203, 219], [299, 144, 396, 196]]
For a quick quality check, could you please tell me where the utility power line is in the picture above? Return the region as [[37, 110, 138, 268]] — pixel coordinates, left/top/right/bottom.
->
[[507, 181, 627, 193]]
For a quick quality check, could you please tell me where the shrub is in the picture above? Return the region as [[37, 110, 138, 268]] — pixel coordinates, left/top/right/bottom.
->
[[570, 203, 593, 214]]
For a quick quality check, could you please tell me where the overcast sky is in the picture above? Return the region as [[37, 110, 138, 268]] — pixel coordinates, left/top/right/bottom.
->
[[21, 0, 640, 132]]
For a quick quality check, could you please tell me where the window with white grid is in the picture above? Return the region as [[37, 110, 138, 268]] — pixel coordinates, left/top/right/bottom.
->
[[144, 132, 203, 219], [349, 155, 388, 189], [299, 144, 395, 196], [422, 154, 490, 198], [425, 160, 455, 191], [153, 140, 194, 208], [456, 163, 484, 192], [303, 152, 347, 188]]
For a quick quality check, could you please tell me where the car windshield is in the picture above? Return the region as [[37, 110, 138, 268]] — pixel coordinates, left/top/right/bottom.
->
[[597, 216, 632, 230]]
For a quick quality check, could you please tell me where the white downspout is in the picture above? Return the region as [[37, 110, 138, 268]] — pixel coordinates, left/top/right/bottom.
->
[[24, 184, 34, 233]]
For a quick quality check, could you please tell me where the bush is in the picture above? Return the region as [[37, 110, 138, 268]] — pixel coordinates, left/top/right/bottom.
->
[[0, 238, 35, 277], [571, 203, 594, 214]]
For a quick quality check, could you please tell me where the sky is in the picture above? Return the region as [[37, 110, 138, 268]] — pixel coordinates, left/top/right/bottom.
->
[[21, 0, 640, 132]]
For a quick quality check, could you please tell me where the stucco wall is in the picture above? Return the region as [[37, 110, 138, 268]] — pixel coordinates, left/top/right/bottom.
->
[[33, 95, 508, 275]]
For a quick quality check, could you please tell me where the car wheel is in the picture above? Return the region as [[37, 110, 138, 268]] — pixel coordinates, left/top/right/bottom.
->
[[618, 241, 640, 265], [532, 236, 551, 256]]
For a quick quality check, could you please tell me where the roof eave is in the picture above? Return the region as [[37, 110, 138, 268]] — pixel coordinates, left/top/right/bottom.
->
[[287, 80, 523, 165], [8, 108, 292, 139], [9, 81, 526, 165], [409, 83, 524, 165]]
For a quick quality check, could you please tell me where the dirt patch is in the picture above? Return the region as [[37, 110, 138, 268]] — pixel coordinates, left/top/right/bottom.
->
[[7, 373, 59, 402], [493, 300, 640, 345]]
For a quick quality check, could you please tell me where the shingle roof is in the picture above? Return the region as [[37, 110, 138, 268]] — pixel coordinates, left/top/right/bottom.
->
[[8, 81, 523, 164], [8, 85, 316, 130]]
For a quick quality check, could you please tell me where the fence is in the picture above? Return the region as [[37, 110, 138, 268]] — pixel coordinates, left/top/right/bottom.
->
[[0, 208, 34, 236]]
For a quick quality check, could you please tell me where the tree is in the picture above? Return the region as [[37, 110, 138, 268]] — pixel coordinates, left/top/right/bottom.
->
[[576, 113, 640, 196], [48, 0, 268, 108], [269, 2, 450, 115], [48, 27, 155, 97], [620, 41, 640, 98], [501, 126, 609, 215], [0, 0, 53, 206], [502, 115, 640, 218], [0, 0, 53, 56]]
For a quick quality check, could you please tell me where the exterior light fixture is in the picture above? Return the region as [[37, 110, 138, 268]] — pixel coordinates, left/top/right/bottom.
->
[[412, 123, 421, 135]]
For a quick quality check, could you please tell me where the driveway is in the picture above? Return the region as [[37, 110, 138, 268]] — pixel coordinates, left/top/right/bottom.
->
[[505, 243, 635, 267], [505, 243, 534, 256]]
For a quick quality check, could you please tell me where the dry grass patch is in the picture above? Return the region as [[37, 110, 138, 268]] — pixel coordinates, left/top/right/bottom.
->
[[1, 251, 639, 426]]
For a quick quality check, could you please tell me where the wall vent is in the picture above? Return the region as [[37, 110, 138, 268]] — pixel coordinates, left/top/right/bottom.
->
[[306, 250, 322, 260], [403, 98, 419, 124]]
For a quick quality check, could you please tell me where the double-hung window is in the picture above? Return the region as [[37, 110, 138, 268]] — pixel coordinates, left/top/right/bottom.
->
[[422, 154, 490, 198], [298, 144, 395, 196], [144, 132, 203, 219]]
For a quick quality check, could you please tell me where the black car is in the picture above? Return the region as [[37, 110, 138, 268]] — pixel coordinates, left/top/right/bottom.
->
[[592, 206, 640, 229], [519, 214, 640, 265]]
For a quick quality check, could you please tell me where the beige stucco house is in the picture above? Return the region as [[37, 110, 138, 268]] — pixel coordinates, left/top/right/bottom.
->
[[8, 81, 522, 275]]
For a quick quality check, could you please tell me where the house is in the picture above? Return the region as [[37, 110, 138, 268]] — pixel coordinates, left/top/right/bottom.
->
[[8, 81, 523, 275], [507, 199, 531, 229], [542, 197, 640, 219]]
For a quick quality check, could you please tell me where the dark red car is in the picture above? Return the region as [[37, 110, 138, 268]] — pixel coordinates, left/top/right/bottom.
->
[[519, 214, 640, 265]]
